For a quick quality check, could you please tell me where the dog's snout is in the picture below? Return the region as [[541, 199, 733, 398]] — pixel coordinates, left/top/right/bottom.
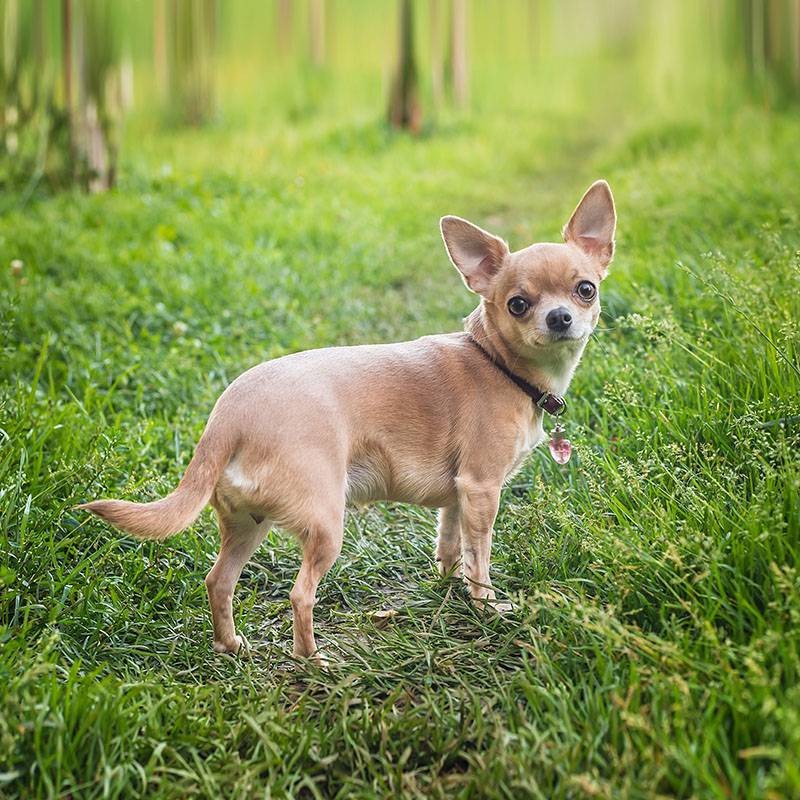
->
[[546, 306, 573, 332]]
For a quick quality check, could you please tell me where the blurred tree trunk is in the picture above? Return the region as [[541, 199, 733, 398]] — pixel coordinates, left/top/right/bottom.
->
[[2, 0, 54, 191], [309, 0, 325, 66], [277, 0, 292, 57], [740, 0, 800, 101], [2, 0, 20, 160], [1, 0, 120, 193], [764, 0, 778, 75], [83, 1, 120, 190], [154, 0, 167, 99], [62, 0, 73, 118], [63, 0, 119, 191], [32, 0, 46, 114], [167, 0, 216, 126], [451, 0, 468, 107], [795, 0, 800, 86], [764, 0, 799, 97], [430, 0, 444, 110], [752, 0, 765, 77], [388, 0, 421, 132]]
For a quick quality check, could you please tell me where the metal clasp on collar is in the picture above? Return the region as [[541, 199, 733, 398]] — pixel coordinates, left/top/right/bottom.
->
[[536, 393, 567, 416]]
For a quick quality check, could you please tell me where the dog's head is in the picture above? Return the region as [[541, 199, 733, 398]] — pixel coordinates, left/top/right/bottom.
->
[[441, 180, 616, 359]]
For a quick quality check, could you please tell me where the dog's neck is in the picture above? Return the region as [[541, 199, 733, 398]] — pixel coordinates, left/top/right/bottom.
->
[[464, 304, 586, 398]]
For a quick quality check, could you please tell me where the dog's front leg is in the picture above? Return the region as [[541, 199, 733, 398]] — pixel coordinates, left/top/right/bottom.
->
[[455, 477, 511, 613]]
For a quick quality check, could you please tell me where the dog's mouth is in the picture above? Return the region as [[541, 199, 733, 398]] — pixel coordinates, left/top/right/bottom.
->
[[548, 330, 584, 342], [520, 326, 591, 351], [536, 329, 587, 345]]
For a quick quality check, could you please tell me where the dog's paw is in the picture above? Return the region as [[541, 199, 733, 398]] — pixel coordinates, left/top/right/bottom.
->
[[213, 633, 249, 656], [294, 648, 331, 669], [437, 559, 462, 579]]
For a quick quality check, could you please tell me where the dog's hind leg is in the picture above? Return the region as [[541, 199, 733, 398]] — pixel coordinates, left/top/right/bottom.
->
[[289, 507, 345, 663], [435, 503, 462, 577], [205, 509, 266, 654]]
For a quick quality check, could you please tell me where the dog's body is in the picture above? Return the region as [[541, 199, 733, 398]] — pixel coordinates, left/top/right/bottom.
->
[[217, 330, 545, 515], [82, 181, 616, 662]]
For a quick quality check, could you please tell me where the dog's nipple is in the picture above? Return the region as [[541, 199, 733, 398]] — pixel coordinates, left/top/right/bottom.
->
[[549, 425, 572, 465]]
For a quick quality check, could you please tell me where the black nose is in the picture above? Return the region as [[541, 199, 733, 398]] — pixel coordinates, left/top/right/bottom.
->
[[546, 306, 573, 332]]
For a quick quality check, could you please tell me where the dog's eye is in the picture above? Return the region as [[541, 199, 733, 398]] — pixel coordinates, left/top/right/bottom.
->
[[507, 296, 530, 317], [576, 280, 596, 301]]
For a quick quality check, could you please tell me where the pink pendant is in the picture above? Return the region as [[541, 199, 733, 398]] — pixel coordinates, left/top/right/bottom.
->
[[549, 424, 572, 464]]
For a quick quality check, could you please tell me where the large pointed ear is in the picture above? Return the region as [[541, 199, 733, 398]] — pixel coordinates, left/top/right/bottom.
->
[[563, 180, 616, 275], [440, 216, 509, 294]]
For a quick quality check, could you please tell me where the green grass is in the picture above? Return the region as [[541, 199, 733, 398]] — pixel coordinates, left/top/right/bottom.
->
[[2, 102, 800, 798]]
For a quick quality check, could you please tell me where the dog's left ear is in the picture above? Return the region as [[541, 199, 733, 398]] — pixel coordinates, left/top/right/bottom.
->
[[563, 180, 616, 277]]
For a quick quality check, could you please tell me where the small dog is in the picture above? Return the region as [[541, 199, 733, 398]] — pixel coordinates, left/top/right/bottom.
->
[[81, 181, 616, 662]]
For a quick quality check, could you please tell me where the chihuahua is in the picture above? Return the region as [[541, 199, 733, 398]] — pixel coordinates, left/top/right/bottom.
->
[[81, 180, 616, 662]]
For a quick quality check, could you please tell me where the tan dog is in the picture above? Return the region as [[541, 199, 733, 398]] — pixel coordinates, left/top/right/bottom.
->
[[81, 180, 616, 662]]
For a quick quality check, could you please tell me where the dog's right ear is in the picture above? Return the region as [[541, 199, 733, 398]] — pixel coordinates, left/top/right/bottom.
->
[[440, 216, 509, 294]]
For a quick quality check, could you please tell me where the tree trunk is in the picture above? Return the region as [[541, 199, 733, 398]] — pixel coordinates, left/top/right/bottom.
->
[[388, 0, 422, 133], [451, 0, 468, 107], [751, 0, 765, 78], [793, 0, 800, 87], [62, 0, 119, 191], [62, 0, 73, 116], [795, 0, 800, 88], [309, 0, 325, 66], [277, 0, 292, 57], [168, 0, 216, 126], [154, 0, 167, 98], [430, 0, 444, 110]]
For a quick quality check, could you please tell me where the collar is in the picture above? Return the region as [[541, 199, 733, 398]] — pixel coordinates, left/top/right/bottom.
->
[[467, 335, 567, 417]]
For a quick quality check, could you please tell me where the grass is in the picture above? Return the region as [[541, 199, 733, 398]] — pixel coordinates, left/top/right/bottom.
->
[[1, 99, 800, 798]]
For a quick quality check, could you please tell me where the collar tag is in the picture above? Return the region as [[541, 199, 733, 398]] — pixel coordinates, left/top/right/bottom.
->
[[549, 422, 572, 464]]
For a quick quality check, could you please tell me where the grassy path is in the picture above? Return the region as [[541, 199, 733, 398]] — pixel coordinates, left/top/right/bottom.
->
[[1, 107, 800, 798]]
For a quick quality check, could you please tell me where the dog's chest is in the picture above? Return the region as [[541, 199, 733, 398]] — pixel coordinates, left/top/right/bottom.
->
[[506, 412, 546, 478]]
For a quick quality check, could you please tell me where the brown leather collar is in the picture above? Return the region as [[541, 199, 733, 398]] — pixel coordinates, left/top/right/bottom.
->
[[467, 335, 567, 417]]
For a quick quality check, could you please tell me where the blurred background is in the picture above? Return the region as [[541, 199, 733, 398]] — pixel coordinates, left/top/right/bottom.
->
[[2, 7, 800, 796], [2, 0, 799, 196]]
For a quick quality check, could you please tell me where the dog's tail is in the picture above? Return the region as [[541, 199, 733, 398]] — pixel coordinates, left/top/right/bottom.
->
[[77, 420, 235, 541]]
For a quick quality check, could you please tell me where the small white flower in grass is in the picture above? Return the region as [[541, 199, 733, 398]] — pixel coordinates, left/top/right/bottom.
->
[[172, 320, 188, 336]]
